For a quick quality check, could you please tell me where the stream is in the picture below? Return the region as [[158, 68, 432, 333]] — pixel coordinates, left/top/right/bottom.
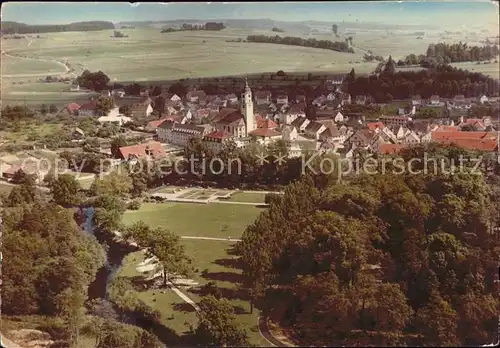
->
[[82, 207, 127, 300]]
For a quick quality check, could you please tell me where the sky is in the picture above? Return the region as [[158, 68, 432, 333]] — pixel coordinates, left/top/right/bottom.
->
[[1, 1, 498, 28]]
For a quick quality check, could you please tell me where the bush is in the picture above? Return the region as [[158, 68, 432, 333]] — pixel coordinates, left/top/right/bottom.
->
[[36, 318, 70, 341], [127, 200, 142, 210]]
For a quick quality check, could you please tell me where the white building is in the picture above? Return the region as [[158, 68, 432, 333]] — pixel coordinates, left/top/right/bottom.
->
[[97, 107, 132, 125]]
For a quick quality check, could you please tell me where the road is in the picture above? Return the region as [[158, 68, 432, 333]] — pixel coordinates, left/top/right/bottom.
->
[[258, 317, 291, 347], [180, 236, 241, 242], [2, 47, 77, 78]]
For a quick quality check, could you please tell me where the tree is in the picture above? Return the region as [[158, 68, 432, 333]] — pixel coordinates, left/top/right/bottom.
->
[[119, 105, 132, 117], [49, 104, 58, 114], [168, 82, 187, 98], [39, 103, 48, 115], [90, 171, 133, 197], [76, 70, 110, 91], [82, 137, 100, 153], [111, 135, 128, 159], [332, 24, 338, 37], [47, 173, 82, 206], [277, 70, 286, 77], [194, 295, 249, 346], [95, 96, 115, 115], [384, 56, 396, 75]]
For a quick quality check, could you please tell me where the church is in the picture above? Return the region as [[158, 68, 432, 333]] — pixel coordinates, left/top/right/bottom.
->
[[202, 79, 282, 152]]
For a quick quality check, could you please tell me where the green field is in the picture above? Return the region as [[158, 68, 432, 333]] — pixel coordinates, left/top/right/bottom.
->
[[122, 202, 262, 238], [1, 54, 67, 76], [227, 191, 267, 203], [117, 239, 268, 346]]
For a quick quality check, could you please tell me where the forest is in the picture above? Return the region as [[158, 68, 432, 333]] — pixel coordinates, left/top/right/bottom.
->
[[246, 34, 354, 53], [0, 21, 115, 34], [161, 22, 226, 33], [346, 63, 500, 102], [403, 42, 499, 66], [236, 144, 500, 346]]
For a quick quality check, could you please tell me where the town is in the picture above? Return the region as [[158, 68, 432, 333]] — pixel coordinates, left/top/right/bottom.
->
[[1, 2, 499, 348]]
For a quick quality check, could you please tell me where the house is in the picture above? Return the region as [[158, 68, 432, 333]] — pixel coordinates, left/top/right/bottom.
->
[[69, 84, 80, 92], [250, 127, 282, 145], [291, 117, 311, 133], [256, 115, 278, 130], [78, 101, 98, 117], [341, 93, 352, 105], [1, 156, 50, 184], [429, 95, 441, 106], [97, 107, 132, 125], [202, 130, 240, 154], [281, 125, 298, 142], [403, 131, 420, 144], [146, 118, 168, 132], [276, 94, 289, 105], [72, 127, 85, 139], [326, 92, 337, 101], [318, 120, 342, 142], [58, 103, 80, 116], [226, 93, 239, 104], [313, 95, 326, 107], [295, 95, 306, 104], [478, 95, 489, 104], [334, 112, 344, 123], [112, 89, 126, 98], [346, 129, 377, 148], [186, 90, 207, 104], [379, 115, 410, 127], [411, 95, 422, 106], [255, 91, 272, 105], [282, 103, 306, 124], [459, 118, 487, 131], [304, 121, 327, 140], [118, 141, 166, 160], [157, 121, 212, 147], [420, 131, 433, 143], [170, 94, 182, 103], [100, 90, 112, 97], [355, 95, 367, 105], [436, 125, 460, 132], [367, 122, 385, 132]]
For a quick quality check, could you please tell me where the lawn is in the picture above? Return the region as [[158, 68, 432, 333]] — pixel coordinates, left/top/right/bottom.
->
[[122, 202, 263, 238], [227, 192, 267, 204], [116, 238, 269, 346]]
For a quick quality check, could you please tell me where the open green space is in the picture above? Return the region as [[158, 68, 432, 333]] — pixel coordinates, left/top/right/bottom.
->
[[116, 237, 268, 346], [227, 191, 267, 204], [122, 202, 262, 238]]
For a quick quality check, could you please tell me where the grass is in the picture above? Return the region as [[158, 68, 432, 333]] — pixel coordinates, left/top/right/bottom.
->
[[227, 192, 267, 204], [122, 202, 262, 238], [0, 122, 63, 143], [117, 238, 269, 346], [0, 182, 14, 194]]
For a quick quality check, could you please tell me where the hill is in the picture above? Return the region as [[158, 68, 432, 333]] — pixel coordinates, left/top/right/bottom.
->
[[0, 21, 115, 34]]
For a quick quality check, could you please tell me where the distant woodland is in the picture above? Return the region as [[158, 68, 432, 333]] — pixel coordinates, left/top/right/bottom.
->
[[272, 27, 285, 33], [404, 42, 500, 66], [246, 35, 354, 53], [161, 22, 226, 33], [0, 21, 115, 34]]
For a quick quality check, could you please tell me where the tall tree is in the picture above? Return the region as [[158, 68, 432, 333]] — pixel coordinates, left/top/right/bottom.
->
[[47, 174, 82, 206]]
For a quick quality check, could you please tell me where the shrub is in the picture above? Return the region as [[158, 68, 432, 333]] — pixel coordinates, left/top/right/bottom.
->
[[127, 200, 142, 210]]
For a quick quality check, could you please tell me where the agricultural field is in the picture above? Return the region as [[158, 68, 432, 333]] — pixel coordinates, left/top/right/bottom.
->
[[122, 202, 263, 238]]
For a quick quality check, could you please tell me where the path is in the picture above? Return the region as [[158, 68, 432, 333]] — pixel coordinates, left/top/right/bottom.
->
[[180, 236, 241, 242], [2, 49, 77, 78], [258, 317, 292, 347], [213, 200, 268, 206], [168, 281, 200, 312]]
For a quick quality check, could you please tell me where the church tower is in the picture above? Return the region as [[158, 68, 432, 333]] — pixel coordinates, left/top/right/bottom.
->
[[241, 78, 255, 136]]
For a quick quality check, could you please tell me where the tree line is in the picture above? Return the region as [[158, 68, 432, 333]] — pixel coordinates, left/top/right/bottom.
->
[[403, 42, 499, 67], [346, 64, 500, 102], [235, 143, 500, 346], [161, 22, 226, 33], [246, 34, 354, 53], [0, 21, 115, 34]]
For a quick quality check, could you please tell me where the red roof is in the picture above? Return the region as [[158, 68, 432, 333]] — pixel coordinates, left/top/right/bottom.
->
[[255, 115, 277, 129], [379, 143, 408, 155], [435, 138, 498, 152], [204, 130, 233, 140], [147, 118, 168, 129], [250, 128, 281, 137], [432, 131, 496, 141], [79, 101, 97, 110], [66, 103, 80, 112], [367, 122, 384, 131], [119, 141, 166, 160]]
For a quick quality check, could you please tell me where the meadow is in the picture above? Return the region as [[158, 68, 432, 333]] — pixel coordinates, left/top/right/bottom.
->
[[118, 201, 269, 345], [2, 27, 498, 107], [122, 202, 263, 238]]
